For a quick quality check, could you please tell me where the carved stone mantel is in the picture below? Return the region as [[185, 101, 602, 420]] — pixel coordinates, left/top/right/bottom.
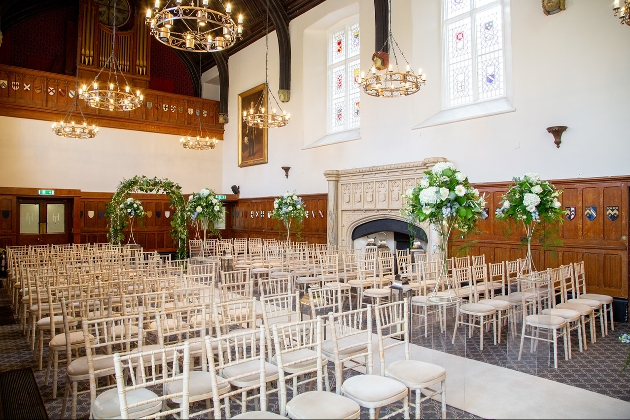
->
[[324, 157, 447, 254]]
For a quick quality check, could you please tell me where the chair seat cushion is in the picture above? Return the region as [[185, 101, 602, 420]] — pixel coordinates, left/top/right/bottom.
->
[[49, 331, 91, 347], [232, 411, 287, 419], [526, 314, 566, 328], [165, 371, 230, 403], [272, 348, 327, 373], [363, 288, 391, 298], [385, 360, 446, 389], [92, 387, 162, 419], [542, 308, 581, 322], [37, 315, 76, 327], [348, 279, 374, 287], [342, 374, 408, 409], [556, 302, 592, 316], [295, 276, 319, 284], [323, 281, 351, 290], [459, 303, 496, 315], [477, 299, 510, 310], [67, 354, 115, 377], [286, 391, 361, 419], [579, 293, 613, 304], [222, 360, 279, 387], [567, 298, 602, 309], [322, 337, 367, 358]]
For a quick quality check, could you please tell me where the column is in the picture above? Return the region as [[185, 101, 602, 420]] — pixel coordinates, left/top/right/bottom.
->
[[324, 170, 340, 247]]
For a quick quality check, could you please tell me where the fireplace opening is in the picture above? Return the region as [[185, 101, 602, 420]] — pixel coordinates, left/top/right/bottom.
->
[[351, 218, 428, 254]]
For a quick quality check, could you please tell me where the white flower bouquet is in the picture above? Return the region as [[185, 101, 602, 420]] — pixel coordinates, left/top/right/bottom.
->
[[186, 188, 224, 241], [119, 197, 146, 219], [271, 192, 306, 241]]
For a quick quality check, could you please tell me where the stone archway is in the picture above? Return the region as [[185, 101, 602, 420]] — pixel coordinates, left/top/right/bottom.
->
[[324, 157, 446, 258], [106, 175, 188, 259]]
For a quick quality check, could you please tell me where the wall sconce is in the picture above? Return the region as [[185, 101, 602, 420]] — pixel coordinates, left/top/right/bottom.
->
[[547, 126, 567, 148], [282, 166, 291, 178]]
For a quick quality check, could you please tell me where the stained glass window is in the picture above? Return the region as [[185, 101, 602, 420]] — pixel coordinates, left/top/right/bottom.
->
[[328, 18, 360, 132], [443, 0, 507, 107]]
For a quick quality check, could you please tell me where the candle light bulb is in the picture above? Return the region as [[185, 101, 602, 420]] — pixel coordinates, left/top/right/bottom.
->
[[154, 0, 159, 8], [225, 3, 231, 13], [406, 64, 410, 72], [614, 0, 620, 7], [238, 14, 243, 24]]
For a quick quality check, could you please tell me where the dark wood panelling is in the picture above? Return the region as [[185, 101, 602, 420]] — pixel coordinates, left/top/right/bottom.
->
[[225, 194, 327, 244], [451, 176, 629, 300]]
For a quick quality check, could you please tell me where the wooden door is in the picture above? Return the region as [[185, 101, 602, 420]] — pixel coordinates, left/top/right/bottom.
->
[[17, 198, 72, 246]]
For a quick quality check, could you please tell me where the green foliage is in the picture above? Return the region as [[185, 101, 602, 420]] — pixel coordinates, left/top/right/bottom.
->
[[185, 188, 224, 238], [106, 175, 188, 259], [495, 173, 564, 226]]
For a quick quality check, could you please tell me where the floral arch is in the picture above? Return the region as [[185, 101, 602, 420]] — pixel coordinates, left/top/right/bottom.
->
[[106, 175, 188, 259]]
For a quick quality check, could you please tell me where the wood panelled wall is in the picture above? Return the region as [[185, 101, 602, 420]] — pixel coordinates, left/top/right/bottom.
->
[[225, 194, 328, 244], [0, 188, 326, 252], [451, 176, 629, 299]]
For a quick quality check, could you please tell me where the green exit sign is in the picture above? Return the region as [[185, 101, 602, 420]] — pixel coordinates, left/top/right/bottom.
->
[[216, 195, 227, 200], [38, 189, 55, 196]]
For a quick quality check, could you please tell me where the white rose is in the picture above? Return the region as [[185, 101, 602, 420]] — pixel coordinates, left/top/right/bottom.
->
[[293, 195, 297, 200], [288, 206, 293, 211], [274, 202, 278, 208], [455, 185, 466, 197], [531, 185, 543, 194], [439, 187, 450, 201], [196, 206, 202, 213], [214, 205, 219, 210], [405, 188, 413, 196], [422, 206, 432, 214], [553, 199, 561, 208], [526, 205, 536, 212], [200, 188, 210, 197], [502, 200, 510, 209], [455, 172, 466, 182], [420, 178, 430, 188]]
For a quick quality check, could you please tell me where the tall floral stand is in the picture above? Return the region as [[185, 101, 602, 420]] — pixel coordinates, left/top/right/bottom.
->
[[521, 224, 535, 275], [127, 217, 136, 245], [283, 219, 292, 244], [429, 220, 461, 304]]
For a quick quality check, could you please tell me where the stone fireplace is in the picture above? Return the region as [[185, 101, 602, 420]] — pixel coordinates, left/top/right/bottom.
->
[[324, 157, 447, 257]]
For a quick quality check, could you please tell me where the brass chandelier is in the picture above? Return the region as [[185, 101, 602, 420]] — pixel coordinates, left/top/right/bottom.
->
[[181, 57, 219, 150], [243, 0, 290, 129], [80, 0, 143, 112], [614, 0, 630, 25], [358, 0, 426, 98], [180, 135, 218, 150], [146, 0, 243, 52], [51, 102, 99, 139], [53, 43, 98, 138]]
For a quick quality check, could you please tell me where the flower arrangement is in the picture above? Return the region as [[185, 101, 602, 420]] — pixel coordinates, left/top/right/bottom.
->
[[120, 197, 146, 219], [495, 173, 563, 226], [620, 333, 630, 372], [402, 161, 486, 299], [495, 173, 564, 272], [271, 191, 306, 241], [186, 188, 224, 240]]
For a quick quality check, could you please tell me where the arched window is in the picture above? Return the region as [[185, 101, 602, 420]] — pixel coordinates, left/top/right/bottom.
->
[[327, 18, 360, 133], [443, 0, 508, 108]]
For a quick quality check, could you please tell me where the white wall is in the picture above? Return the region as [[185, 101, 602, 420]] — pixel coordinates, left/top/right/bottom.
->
[[0, 116, 224, 194], [219, 0, 630, 198]]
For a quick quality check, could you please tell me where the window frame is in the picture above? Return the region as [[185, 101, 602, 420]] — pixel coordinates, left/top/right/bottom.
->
[[441, 0, 509, 110], [326, 16, 361, 135]]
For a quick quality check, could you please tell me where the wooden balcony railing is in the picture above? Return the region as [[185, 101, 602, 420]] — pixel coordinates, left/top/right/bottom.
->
[[0, 64, 224, 139]]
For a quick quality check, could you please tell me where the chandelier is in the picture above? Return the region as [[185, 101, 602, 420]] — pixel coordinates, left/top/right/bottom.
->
[[358, 0, 426, 98], [614, 0, 630, 25], [180, 135, 218, 149], [51, 105, 99, 139], [243, 0, 290, 129], [80, 0, 142, 111], [146, 0, 243, 52], [53, 42, 99, 138]]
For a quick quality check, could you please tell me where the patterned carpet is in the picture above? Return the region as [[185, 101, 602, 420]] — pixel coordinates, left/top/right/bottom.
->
[[0, 283, 628, 419]]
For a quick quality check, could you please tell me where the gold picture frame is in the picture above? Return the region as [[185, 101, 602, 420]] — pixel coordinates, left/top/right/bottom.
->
[[238, 83, 268, 167]]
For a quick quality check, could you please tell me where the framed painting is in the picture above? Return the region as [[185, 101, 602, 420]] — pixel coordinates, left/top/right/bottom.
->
[[238, 83, 268, 167]]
